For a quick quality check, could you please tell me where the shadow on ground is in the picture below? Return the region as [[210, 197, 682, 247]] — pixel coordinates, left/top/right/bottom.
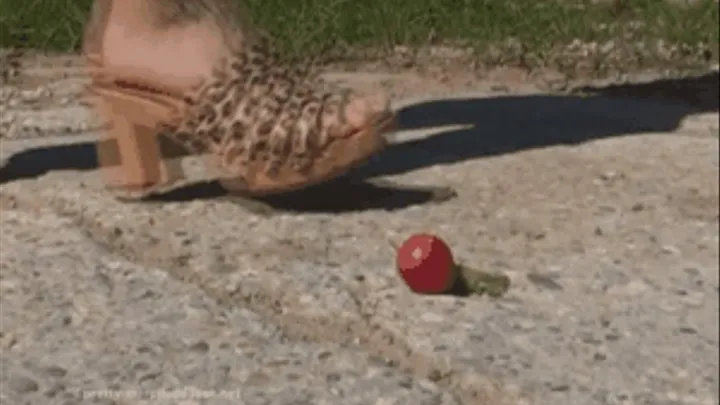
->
[[0, 141, 457, 213], [1, 72, 716, 212], [357, 71, 718, 178], [131, 178, 457, 214]]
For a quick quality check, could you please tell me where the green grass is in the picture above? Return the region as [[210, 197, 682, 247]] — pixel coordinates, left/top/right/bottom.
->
[[1, 0, 718, 70]]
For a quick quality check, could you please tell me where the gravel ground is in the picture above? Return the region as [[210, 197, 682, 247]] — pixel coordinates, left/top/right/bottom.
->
[[1, 54, 718, 405], [1, 207, 460, 405]]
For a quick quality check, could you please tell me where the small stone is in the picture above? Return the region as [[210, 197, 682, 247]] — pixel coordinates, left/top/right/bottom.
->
[[609, 280, 648, 296], [683, 267, 701, 277], [513, 319, 537, 331], [9, 374, 39, 393], [243, 370, 271, 387], [527, 273, 563, 290], [138, 372, 160, 384], [580, 333, 603, 345], [679, 291, 705, 307], [133, 361, 150, 371], [44, 366, 67, 378], [598, 171, 624, 182], [490, 85, 510, 92], [605, 331, 621, 341], [593, 351, 608, 361], [677, 326, 697, 334], [317, 351, 332, 361], [43, 383, 66, 398], [188, 340, 210, 353], [597, 205, 618, 214], [426, 368, 443, 382], [420, 312, 445, 323], [546, 382, 570, 392]]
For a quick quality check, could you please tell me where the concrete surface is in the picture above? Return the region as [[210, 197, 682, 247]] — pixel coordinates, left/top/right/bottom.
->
[[1, 55, 718, 405]]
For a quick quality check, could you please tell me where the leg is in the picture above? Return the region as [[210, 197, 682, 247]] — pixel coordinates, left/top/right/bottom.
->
[[82, 0, 113, 61], [87, 0, 231, 94], [81, 0, 234, 198], [89, 83, 189, 198]]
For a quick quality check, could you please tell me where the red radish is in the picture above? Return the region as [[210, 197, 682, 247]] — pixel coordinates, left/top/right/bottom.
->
[[396, 233, 457, 294]]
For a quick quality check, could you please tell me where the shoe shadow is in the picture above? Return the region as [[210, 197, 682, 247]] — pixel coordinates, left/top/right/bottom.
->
[[0, 140, 456, 213], [1, 71, 715, 212], [355, 71, 717, 179], [136, 178, 457, 214], [0, 143, 99, 183]]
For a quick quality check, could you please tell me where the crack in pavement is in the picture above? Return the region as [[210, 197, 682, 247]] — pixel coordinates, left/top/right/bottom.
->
[[0, 187, 517, 405]]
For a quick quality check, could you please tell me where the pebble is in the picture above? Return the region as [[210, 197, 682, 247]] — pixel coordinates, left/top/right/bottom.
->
[[8, 375, 40, 393]]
